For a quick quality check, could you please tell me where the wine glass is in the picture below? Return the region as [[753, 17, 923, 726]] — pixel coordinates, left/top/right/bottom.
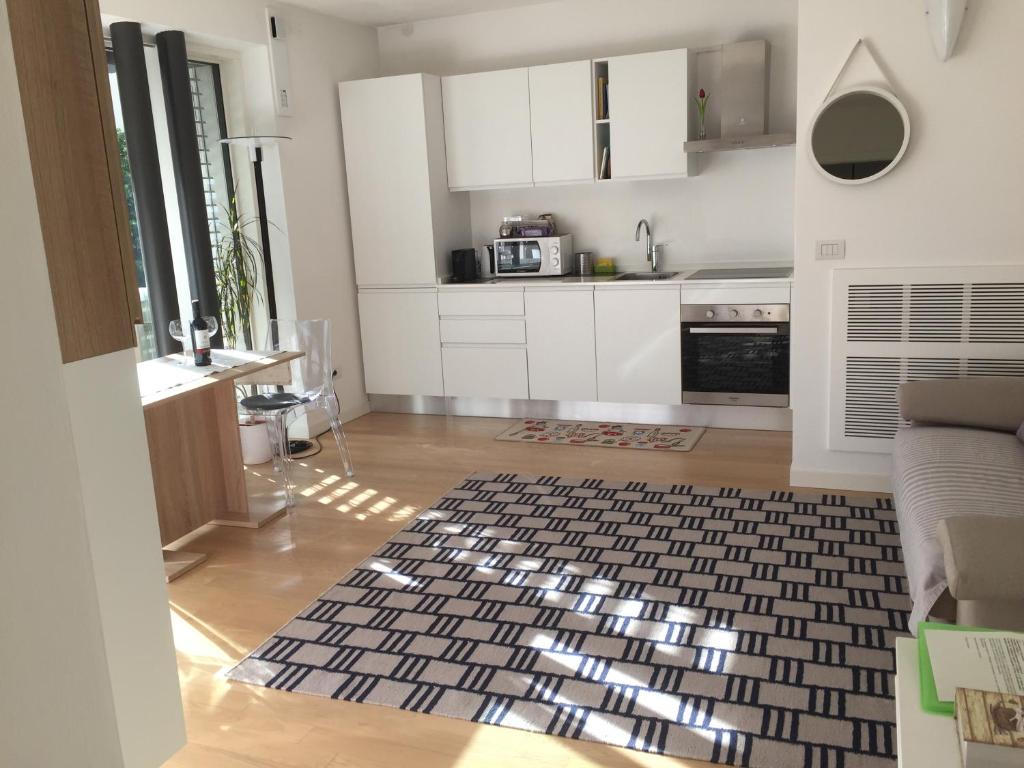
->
[[168, 319, 189, 365], [169, 317, 220, 365], [203, 316, 219, 363]]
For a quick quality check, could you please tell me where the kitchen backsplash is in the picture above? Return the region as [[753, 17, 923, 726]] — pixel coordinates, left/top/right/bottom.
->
[[469, 146, 794, 273]]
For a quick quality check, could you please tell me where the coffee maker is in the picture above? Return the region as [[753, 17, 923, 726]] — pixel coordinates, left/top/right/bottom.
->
[[450, 248, 479, 283]]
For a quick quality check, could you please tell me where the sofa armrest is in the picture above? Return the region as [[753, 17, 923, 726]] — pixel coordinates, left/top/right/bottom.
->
[[938, 516, 1024, 601], [897, 377, 1024, 433]]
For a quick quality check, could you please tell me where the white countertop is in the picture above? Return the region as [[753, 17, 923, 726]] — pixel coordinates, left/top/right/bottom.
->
[[438, 263, 794, 289]]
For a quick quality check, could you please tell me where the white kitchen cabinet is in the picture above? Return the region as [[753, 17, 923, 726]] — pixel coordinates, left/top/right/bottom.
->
[[438, 289, 524, 317], [605, 49, 694, 179], [441, 69, 534, 190], [357, 289, 444, 396], [440, 317, 526, 345], [339, 74, 469, 286], [442, 346, 529, 400], [528, 61, 594, 185], [595, 286, 682, 405], [525, 288, 597, 401]]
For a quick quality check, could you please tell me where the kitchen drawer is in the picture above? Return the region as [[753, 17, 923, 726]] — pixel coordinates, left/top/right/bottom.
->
[[680, 283, 791, 306], [440, 317, 526, 345], [438, 289, 524, 317], [442, 345, 529, 399]]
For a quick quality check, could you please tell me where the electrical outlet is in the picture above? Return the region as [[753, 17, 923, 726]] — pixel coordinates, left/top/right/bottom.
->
[[816, 239, 846, 260]]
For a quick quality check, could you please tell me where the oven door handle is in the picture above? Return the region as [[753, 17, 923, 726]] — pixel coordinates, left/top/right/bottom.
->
[[686, 327, 780, 335]]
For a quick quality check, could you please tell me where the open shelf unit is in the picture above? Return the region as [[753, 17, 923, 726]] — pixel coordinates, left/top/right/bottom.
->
[[593, 60, 611, 180], [683, 43, 795, 155]]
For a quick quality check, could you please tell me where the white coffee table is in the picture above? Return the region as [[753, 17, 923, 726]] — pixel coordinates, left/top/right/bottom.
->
[[894, 637, 960, 768]]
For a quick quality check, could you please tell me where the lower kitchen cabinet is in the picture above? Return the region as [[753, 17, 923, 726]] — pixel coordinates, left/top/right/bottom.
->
[[525, 288, 597, 401], [357, 289, 444, 396], [595, 286, 682, 405], [442, 345, 529, 399]]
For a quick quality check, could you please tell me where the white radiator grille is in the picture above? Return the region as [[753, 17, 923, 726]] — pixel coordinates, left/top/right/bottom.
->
[[831, 267, 1024, 453], [969, 284, 1024, 343], [843, 357, 901, 439], [908, 284, 964, 342], [967, 358, 1024, 377], [847, 285, 903, 342], [846, 282, 1023, 343], [843, 357, 972, 440]]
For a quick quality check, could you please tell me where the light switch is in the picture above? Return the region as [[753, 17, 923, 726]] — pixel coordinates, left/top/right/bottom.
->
[[816, 239, 846, 260]]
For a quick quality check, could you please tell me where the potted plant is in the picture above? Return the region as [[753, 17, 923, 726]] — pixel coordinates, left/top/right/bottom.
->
[[237, 409, 273, 466], [214, 195, 264, 350], [216, 197, 275, 462]]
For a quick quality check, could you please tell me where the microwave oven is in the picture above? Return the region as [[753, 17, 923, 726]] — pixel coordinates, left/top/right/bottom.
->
[[493, 235, 573, 277]]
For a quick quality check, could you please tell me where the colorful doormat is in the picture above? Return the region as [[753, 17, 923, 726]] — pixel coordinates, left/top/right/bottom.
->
[[495, 419, 706, 452], [229, 472, 910, 768]]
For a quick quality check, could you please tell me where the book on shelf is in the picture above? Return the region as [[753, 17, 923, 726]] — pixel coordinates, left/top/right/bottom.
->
[[599, 146, 609, 180], [955, 688, 1024, 768], [596, 76, 608, 120]]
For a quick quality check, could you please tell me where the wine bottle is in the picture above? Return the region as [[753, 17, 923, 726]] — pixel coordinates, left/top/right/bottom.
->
[[189, 299, 212, 367]]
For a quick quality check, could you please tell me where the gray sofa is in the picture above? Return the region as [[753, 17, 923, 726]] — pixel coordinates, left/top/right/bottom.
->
[[892, 377, 1024, 632]]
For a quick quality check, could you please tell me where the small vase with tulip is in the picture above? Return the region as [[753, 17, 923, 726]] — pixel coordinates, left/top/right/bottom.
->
[[694, 87, 710, 140]]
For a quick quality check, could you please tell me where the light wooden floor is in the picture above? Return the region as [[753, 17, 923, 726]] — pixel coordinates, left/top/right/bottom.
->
[[164, 412, 799, 768]]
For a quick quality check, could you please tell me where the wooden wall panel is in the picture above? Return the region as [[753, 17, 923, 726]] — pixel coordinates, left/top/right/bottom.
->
[[6, 0, 140, 363]]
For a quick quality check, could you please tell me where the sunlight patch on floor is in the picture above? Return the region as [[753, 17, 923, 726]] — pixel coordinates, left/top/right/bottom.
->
[[170, 603, 244, 663], [300, 473, 340, 498]]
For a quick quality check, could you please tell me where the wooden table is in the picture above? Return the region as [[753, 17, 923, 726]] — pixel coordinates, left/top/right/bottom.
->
[[137, 349, 303, 581]]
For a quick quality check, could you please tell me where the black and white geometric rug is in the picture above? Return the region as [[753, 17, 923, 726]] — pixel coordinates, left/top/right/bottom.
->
[[229, 473, 911, 768]]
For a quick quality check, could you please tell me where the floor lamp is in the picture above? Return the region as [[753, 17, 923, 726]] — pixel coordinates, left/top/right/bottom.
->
[[220, 135, 313, 455]]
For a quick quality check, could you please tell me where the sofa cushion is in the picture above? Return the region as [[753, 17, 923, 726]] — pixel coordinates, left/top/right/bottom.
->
[[897, 377, 1024, 433], [939, 516, 1024, 601], [892, 425, 1024, 632]]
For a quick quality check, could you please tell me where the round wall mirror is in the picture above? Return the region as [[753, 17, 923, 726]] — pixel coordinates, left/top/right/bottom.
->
[[810, 86, 910, 185]]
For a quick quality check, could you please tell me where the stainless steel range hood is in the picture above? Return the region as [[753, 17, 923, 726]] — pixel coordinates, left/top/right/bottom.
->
[[684, 40, 795, 154]]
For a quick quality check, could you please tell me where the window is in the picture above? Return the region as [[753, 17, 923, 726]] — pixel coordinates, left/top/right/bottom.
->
[[188, 60, 235, 255], [106, 43, 241, 357], [106, 50, 156, 359]]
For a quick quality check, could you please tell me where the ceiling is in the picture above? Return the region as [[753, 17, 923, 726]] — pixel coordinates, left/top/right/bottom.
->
[[282, 0, 558, 27]]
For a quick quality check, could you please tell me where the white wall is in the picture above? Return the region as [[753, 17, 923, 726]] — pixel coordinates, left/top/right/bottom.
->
[[63, 351, 186, 767], [0, 1, 184, 763], [101, 0, 380, 423], [378, 0, 797, 270], [270, 6, 379, 424], [791, 0, 1024, 490]]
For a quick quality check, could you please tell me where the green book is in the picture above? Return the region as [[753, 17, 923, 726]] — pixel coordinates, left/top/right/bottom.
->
[[917, 621, 998, 716]]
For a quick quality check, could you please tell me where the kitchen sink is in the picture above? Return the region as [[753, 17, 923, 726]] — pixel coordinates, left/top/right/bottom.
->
[[613, 272, 679, 281]]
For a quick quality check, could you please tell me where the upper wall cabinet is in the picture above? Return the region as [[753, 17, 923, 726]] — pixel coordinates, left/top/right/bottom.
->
[[8, 0, 142, 362], [442, 69, 534, 191], [529, 60, 594, 185], [339, 74, 469, 286], [603, 49, 695, 180]]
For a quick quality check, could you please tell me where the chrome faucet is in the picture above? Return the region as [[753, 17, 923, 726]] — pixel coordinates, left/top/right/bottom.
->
[[635, 218, 660, 272]]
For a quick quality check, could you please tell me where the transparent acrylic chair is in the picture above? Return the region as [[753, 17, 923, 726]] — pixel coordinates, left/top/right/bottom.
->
[[240, 319, 355, 507]]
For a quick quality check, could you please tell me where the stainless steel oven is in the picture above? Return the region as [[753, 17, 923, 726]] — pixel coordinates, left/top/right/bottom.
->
[[681, 304, 790, 407]]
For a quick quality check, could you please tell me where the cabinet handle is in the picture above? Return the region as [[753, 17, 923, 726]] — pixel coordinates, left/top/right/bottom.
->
[[687, 327, 779, 335]]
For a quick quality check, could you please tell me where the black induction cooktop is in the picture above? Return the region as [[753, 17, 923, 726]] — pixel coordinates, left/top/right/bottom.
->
[[685, 267, 793, 280]]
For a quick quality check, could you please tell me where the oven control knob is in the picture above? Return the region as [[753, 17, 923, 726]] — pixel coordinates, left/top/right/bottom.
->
[[551, 245, 560, 256], [705, 309, 715, 319], [753, 309, 764, 319], [551, 257, 560, 268], [729, 308, 739, 318]]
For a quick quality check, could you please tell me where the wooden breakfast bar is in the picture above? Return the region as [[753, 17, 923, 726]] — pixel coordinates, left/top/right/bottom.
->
[[137, 349, 302, 581]]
